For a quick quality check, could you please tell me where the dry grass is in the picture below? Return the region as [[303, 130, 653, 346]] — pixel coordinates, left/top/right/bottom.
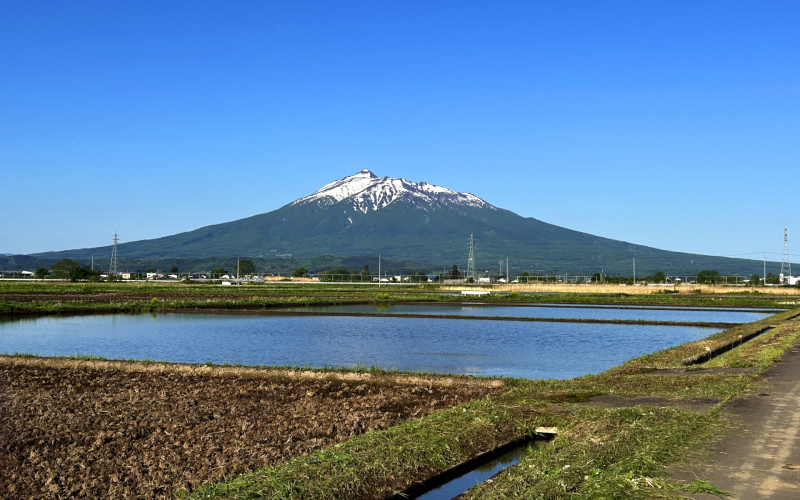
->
[[445, 283, 800, 295], [0, 355, 503, 389]]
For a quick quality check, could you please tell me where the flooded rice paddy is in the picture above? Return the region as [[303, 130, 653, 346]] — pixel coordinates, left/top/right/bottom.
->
[[0, 310, 736, 379], [281, 303, 774, 323]]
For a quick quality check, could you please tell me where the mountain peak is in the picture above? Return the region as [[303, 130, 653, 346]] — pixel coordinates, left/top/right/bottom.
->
[[292, 170, 495, 213]]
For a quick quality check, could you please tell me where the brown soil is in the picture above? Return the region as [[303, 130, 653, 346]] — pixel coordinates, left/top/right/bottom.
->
[[0, 357, 501, 499]]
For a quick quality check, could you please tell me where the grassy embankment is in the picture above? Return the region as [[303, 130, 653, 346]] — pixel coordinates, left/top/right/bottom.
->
[[173, 307, 800, 499]]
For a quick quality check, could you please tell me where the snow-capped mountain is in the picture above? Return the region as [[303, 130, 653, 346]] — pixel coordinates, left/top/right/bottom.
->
[[292, 169, 496, 213], [30, 169, 764, 275]]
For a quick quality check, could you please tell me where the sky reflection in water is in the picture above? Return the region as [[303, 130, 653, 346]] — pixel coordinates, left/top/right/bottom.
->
[[0, 312, 728, 379]]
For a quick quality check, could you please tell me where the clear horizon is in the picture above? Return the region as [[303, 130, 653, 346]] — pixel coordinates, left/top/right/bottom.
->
[[1, 1, 798, 260]]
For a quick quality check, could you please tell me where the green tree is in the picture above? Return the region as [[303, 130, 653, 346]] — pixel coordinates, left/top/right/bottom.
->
[[237, 259, 257, 276], [749, 274, 762, 286], [292, 267, 309, 278], [448, 265, 462, 279], [404, 271, 425, 283], [652, 271, 666, 283], [50, 259, 82, 281], [211, 268, 227, 277], [171, 266, 179, 274], [34, 267, 49, 280], [766, 273, 780, 285], [321, 267, 350, 282], [696, 270, 721, 284]]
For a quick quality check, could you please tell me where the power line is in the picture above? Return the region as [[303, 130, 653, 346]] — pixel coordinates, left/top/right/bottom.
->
[[722, 251, 800, 258]]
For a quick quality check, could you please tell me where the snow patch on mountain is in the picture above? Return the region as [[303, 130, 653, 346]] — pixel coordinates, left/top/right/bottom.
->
[[293, 169, 496, 213]]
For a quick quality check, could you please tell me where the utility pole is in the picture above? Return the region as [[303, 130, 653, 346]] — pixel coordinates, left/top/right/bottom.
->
[[506, 257, 509, 284], [237, 257, 240, 279]]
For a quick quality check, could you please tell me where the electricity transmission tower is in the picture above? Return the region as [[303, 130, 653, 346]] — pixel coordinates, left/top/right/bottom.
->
[[466, 233, 477, 282], [109, 232, 119, 276], [780, 225, 792, 280]]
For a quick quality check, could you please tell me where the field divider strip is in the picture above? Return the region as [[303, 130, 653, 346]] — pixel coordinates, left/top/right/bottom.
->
[[681, 310, 800, 365], [391, 301, 783, 314], [154, 309, 741, 328], [680, 326, 772, 366]]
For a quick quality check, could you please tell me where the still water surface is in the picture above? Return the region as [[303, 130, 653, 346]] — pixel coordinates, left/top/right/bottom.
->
[[413, 441, 543, 500], [281, 304, 772, 323], [0, 313, 722, 379]]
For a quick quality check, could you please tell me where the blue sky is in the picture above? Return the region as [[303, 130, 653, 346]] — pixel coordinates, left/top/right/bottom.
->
[[1, 1, 798, 262]]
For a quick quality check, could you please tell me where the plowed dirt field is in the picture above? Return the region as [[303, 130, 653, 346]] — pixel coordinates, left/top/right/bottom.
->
[[0, 357, 501, 499]]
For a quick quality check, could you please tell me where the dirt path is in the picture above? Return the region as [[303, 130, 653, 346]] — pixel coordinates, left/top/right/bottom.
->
[[670, 343, 800, 499]]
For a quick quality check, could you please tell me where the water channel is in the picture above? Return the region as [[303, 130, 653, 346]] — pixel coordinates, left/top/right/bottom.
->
[[0, 311, 738, 379]]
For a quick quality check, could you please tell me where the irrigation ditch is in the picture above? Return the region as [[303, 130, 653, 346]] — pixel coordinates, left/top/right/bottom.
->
[[385, 432, 556, 500], [681, 325, 774, 365], [680, 310, 800, 366]]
